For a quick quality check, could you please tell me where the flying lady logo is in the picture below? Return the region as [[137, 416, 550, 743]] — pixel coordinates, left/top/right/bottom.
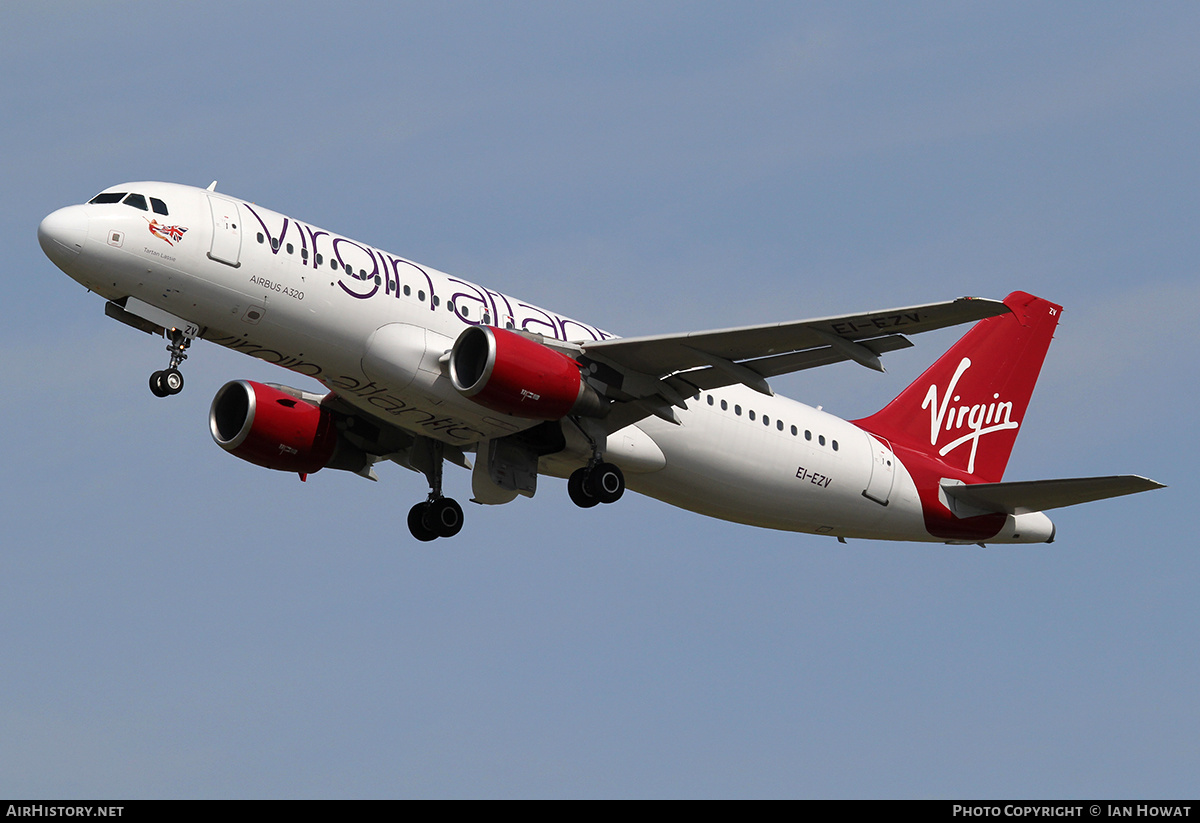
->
[[922, 357, 1019, 475], [146, 218, 188, 246]]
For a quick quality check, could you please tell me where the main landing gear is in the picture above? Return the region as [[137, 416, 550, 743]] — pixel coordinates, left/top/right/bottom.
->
[[567, 461, 625, 508], [149, 329, 191, 397], [406, 437, 464, 542], [408, 496, 464, 542], [566, 419, 626, 509]]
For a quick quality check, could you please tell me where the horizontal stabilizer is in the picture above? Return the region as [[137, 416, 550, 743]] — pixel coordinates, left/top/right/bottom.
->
[[942, 475, 1165, 515]]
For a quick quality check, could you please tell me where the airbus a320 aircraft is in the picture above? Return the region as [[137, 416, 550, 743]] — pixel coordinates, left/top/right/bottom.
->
[[38, 181, 1163, 543]]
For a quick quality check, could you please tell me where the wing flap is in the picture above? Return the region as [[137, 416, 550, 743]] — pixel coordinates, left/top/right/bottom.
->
[[669, 333, 914, 393], [942, 475, 1165, 515]]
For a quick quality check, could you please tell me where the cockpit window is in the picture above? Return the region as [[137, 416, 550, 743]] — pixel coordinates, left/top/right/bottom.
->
[[150, 197, 168, 216], [89, 192, 126, 204], [122, 193, 148, 211]]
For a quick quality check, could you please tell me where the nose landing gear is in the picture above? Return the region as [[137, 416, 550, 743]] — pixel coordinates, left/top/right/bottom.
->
[[149, 329, 191, 397], [149, 367, 184, 397]]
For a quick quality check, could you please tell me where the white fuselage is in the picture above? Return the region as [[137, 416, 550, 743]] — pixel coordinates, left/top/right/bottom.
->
[[41, 181, 1042, 543]]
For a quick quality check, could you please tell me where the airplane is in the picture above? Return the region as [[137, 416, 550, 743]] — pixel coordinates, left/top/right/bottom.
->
[[38, 181, 1163, 544]]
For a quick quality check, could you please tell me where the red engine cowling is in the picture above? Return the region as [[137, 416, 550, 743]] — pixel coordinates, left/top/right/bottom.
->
[[209, 380, 362, 475], [448, 326, 606, 419]]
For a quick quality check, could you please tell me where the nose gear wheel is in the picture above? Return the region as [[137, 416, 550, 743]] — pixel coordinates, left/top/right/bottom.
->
[[150, 367, 184, 397], [148, 330, 191, 397]]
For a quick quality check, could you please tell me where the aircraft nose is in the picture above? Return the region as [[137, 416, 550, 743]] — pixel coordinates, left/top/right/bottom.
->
[[38, 205, 89, 262]]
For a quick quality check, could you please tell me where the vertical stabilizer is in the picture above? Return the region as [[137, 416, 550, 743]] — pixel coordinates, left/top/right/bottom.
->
[[853, 291, 1061, 483]]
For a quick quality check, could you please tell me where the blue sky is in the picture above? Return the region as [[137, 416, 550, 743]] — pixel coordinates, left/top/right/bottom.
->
[[2, 2, 1196, 798]]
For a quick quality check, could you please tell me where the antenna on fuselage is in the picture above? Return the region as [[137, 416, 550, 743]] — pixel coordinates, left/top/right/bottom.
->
[[206, 181, 218, 191]]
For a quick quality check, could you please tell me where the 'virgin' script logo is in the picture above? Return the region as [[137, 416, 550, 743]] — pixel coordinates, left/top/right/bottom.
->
[[922, 358, 1019, 475]]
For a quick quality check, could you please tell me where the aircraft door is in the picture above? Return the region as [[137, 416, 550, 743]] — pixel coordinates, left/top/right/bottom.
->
[[863, 433, 896, 506], [206, 195, 243, 267]]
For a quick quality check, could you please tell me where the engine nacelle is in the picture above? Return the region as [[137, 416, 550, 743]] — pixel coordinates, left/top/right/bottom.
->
[[209, 380, 368, 476], [448, 326, 606, 419]]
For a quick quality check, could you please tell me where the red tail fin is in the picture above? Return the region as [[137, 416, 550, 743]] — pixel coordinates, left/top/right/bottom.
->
[[853, 291, 1061, 483]]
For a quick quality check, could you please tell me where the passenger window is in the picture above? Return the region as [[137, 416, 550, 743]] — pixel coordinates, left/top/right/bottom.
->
[[763, 415, 770, 426], [286, 243, 294, 255], [418, 290, 426, 302], [749, 410, 755, 421], [832, 440, 839, 451], [272, 238, 280, 251], [777, 420, 784, 431], [122, 193, 148, 211], [257, 233, 265, 244], [721, 399, 728, 411], [89, 192, 126, 204], [819, 435, 826, 446], [707, 396, 714, 406], [790, 425, 797, 436], [150, 197, 168, 215], [734, 405, 742, 416], [315, 253, 323, 265], [403, 285, 411, 296], [805, 430, 812, 441], [433, 296, 440, 307], [483, 313, 490, 324]]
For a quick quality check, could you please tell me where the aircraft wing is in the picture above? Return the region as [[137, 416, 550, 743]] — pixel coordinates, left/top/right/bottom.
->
[[942, 475, 1166, 515], [578, 296, 1010, 428], [583, 296, 1008, 376]]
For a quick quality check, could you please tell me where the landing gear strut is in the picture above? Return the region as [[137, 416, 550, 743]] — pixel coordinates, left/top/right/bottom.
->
[[407, 437, 464, 542], [149, 329, 191, 397]]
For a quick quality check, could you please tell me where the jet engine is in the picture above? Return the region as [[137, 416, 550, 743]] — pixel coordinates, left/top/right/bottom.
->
[[448, 326, 606, 420], [209, 380, 369, 476]]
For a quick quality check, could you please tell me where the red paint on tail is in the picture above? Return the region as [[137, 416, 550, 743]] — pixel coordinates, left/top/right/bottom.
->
[[853, 291, 1062, 540]]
